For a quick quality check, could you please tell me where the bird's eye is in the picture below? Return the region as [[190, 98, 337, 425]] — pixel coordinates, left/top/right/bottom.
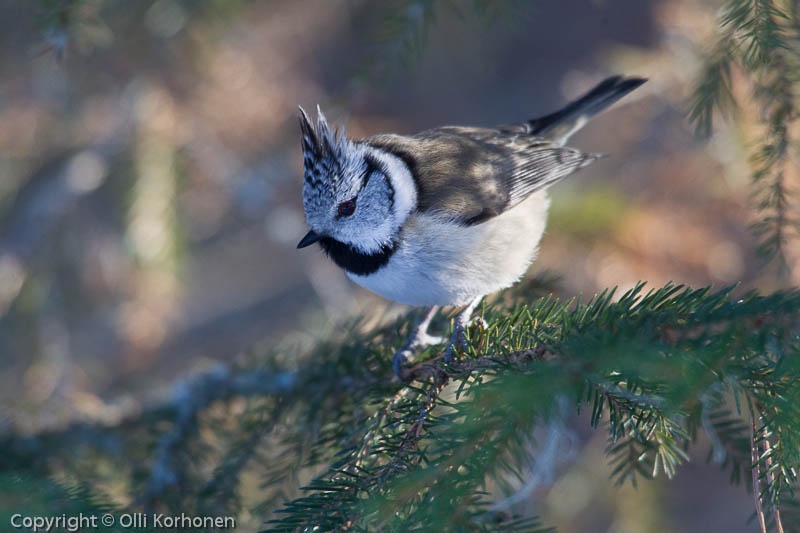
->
[[337, 199, 356, 217]]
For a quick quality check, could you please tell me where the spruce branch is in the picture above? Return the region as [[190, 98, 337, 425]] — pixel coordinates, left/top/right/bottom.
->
[[690, 0, 800, 268], [3, 284, 800, 531], [688, 41, 736, 137], [265, 283, 800, 531]]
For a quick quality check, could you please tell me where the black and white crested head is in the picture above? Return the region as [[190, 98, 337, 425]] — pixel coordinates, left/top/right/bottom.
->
[[298, 106, 417, 261]]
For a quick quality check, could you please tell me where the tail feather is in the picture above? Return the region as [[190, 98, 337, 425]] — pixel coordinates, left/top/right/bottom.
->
[[526, 76, 646, 145]]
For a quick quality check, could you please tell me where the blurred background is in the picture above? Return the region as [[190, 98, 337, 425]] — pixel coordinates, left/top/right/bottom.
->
[[0, 0, 791, 530]]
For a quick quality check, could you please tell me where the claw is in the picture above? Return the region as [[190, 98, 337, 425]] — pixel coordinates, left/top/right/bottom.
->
[[442, 323, 468, 363], [392, 347, 413, 379]]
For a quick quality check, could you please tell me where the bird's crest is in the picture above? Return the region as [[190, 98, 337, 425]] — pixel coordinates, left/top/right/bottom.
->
[[299, 106, 349, 188]]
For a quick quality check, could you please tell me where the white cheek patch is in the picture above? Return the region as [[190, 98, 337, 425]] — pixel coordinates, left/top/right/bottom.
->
[[370, 149, 417, 225], [342, 217, 394, 254]]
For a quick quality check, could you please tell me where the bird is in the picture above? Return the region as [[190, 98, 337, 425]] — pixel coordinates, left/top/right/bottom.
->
[[296, 75, 646, 378]]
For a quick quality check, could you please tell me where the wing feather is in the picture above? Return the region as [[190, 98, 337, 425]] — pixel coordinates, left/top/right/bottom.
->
[[364, 128, 598, 226]]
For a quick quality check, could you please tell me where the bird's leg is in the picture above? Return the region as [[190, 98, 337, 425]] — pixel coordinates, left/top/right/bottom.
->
[[392, 305, 444, 377], [443, 296, 484, 363]]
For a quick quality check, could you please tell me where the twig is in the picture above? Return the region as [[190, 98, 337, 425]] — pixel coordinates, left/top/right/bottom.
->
[[139, 364, 297, 511], [0, 365, 297, 482], [201, 405, 280, 512], [353, 386, 417, 470], [298, 367, 451, 530], [403, 346, 550, 381], [701, 388, 727, 464], [488, 395, 576, 512], [762, 437, 785, 533], [751, 416, 767, 533]]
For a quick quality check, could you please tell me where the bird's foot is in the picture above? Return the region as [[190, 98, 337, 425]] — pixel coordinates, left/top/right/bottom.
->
[[393, 298, 485, 378], [392, 306, 443, 379], [442, 322, 469, 364], [443, 297, 485, 364], [392, 331, 445, 377]]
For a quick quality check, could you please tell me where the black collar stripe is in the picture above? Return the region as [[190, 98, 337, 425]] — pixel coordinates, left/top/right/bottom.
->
[[318, 237, 396, 276]]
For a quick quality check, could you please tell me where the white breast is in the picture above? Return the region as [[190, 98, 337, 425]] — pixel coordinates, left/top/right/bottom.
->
[[347, 191, 551, 306]]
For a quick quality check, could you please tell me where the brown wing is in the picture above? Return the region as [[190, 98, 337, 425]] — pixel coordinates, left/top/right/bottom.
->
[[364, 128, 598, 226]]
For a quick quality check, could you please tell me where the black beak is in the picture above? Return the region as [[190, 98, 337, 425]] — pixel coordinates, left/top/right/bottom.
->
[[297, 230, 321, 249]]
